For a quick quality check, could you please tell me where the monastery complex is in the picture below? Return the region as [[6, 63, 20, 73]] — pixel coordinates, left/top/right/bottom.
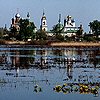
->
[[11, 11, 83, 38]]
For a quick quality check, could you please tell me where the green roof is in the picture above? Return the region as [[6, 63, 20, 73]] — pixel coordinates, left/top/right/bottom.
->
[[47, 29, 78, 34], [54, 23, 64, 32], [56, 23, 64, 28], [64, 30, 78, 33]]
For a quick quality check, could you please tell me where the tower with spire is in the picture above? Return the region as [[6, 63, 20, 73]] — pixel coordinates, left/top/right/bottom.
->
[[40, 10, 48, 31]]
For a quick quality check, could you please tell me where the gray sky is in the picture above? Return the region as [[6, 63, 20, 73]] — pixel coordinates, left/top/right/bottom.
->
[[0, 0, 100, 32]]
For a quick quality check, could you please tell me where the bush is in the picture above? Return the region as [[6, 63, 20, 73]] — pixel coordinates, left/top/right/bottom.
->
[[55, 34, 64, 41], [83, 36, 96, 42], [36, 31, 47, 40]]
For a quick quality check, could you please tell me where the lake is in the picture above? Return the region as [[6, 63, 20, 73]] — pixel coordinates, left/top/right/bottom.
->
[[0, 45, 100, 100]]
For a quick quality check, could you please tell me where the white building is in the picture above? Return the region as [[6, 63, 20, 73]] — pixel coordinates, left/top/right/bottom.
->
[[40, 11, 48, 32], [40, 13, 81, 37], [63, 15, 79, 37]]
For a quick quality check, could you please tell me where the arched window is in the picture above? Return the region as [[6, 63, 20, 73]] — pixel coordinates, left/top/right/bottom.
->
[[43, 21, 45, 25], [43, 28, 45, 31]]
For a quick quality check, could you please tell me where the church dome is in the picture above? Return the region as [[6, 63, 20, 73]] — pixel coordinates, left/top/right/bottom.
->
[[15, 13, 20, 18], [55, 23, 64, 32], [56, 23, 63, 28]]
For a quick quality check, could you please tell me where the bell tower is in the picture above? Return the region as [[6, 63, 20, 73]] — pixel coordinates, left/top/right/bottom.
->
[[40, 10, 48, 31]]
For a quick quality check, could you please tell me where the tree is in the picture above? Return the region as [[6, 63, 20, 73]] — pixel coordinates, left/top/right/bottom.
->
[[0, 27, 10, 40], [52, 24, 64, 35], [89, 20, 100, 38], [76, 24, 83, 41], [0, 28, 3, 39], [55, 34, 64, 41], [19, 19, 36, 41], [10, 26, 18, 38], [36, 30, 47, 40], [52, 24, 64, 41]]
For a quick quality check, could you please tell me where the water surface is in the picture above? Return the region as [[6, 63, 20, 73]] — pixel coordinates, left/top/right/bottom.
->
[[0, 45, 100, 100]]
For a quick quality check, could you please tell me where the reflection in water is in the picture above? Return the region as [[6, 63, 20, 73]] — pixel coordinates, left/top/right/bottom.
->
[[0, 46, 99, 69], [0, 45, 100, 99]]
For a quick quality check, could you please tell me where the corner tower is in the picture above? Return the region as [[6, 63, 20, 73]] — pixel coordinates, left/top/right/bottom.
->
[[40, 10, 48, 31]]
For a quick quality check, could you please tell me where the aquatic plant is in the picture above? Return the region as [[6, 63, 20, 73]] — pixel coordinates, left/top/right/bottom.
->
[[53, 83, 100, 97], [34, 84, 42, 93]]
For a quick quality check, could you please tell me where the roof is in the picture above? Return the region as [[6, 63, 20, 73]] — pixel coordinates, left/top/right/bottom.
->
[[64, 30, 78, 33], [47, 29, 78, 34]]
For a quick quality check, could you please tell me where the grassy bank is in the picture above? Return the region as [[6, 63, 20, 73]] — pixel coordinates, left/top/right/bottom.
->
[[0, 40, 100, 47], [50, 42, 100, 47], [0, 40, 26, 45], [0, 40, 49, 45]]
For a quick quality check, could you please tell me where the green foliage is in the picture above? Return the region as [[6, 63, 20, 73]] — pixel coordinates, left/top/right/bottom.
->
[[96, 37, 100, 41], [18, 19, 36, 41], [55, 34, 64, 41], [52, 24, 64, 34], [0, 28, 3, 38], [36, 30, 47, 40], [76, 25, 83, 41], [83, 35, 96, 42], [76, 29, 82, 37], [10, 26, 17, 38], [89, 20, 100, 37], [51, 24, 64, 41], [9, 18, 36, 41], [0, 27, 9, 40]]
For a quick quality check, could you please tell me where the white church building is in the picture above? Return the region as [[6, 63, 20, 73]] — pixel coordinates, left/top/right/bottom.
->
[[63, 15, 80, 37], [40, 11, 82, 37]]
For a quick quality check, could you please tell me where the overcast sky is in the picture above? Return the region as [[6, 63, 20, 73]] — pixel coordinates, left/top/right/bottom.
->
[[0, 0, 100, 32]]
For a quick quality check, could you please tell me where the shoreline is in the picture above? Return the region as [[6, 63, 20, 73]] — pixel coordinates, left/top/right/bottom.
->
[[50, 42, 100, 47], [0, 40, 100, 47]]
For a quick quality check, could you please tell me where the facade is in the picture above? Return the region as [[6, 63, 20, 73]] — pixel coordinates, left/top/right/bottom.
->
[[63, 15, 79, 37]]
